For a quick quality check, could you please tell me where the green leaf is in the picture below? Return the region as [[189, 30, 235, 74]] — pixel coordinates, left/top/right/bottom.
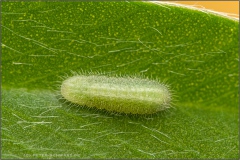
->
[[2, 2, 238, 159]]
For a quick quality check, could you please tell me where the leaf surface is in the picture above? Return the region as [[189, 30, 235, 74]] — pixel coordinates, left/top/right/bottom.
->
[[2, 2, 238, 159]]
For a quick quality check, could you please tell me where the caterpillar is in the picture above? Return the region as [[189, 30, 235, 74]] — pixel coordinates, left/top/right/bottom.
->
[[61, 74, 171, 114]]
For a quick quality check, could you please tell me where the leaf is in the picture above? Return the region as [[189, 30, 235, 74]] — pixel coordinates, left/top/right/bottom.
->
[[2, 2, 238, 159]]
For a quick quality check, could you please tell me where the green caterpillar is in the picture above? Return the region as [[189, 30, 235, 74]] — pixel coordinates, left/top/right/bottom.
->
[[61, 75, 171, 114]]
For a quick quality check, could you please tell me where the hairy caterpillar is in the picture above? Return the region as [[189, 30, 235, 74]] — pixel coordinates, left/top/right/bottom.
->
[[61, 75, 171, 114]]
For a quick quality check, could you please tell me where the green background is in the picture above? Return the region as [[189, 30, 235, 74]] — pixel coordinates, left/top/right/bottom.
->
[[2, 2, 239, 159]]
